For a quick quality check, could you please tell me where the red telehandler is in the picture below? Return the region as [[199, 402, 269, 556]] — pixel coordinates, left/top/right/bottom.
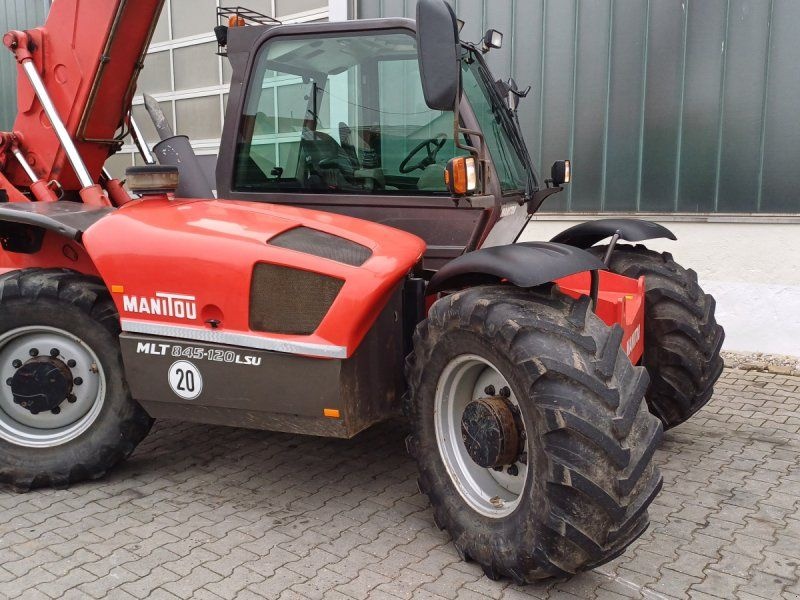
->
[[0, 0, 723, 582]]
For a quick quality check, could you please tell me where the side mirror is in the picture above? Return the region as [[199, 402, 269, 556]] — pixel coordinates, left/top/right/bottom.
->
[[444, 156, 478, 196], [551, 160, 571, 187], [416, 0, 461, 111]]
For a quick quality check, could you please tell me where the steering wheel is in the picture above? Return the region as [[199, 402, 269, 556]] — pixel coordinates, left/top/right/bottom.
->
[[399, 133, 447, 174]]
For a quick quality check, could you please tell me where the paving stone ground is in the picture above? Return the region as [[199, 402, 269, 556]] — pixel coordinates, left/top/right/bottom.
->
[[1, 367, 799, 600]]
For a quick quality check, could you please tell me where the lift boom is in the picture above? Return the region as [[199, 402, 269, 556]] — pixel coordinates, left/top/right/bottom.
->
[[0, 0, 164, 205]]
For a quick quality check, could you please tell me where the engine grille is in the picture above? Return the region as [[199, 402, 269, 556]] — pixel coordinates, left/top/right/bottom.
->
[[268, 227, 372, 267], [250, 263, 344, 335]]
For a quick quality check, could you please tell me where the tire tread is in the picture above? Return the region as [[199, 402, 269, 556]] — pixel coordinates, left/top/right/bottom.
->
[[406, 285, 662, 581]]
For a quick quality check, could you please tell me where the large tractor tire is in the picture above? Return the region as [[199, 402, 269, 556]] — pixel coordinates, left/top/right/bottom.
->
[[405, 285, 663, 582], [591, 244, 724, 429], [0, 269, 153, 491]]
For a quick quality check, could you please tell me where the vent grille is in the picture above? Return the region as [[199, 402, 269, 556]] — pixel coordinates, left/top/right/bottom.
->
[[250, 263, 344, 335], [269, 227, 372, 267]]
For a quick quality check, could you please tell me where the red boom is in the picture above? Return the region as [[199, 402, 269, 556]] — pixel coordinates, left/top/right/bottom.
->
[[1, 0, 163, 198]]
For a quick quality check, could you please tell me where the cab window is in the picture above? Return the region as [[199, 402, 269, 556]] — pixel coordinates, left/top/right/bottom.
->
[[233, 30, 466, 194]]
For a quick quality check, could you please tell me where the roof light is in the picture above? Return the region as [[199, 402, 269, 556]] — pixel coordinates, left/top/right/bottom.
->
[[482, 29, 503, 53]]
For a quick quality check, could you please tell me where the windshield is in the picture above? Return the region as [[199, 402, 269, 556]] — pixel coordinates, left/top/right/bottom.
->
[[460, 52, 534, 195]]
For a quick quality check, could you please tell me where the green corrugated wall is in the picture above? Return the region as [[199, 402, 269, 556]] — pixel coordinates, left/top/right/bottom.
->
[[357, 0, 800, 214], [0, 0, 51, 131]]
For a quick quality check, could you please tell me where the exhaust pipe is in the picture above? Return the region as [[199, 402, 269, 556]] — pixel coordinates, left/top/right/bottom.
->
[[142, 94, 214, 199]]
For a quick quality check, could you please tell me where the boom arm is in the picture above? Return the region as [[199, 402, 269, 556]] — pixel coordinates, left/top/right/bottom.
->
[[0, 0, 164, 203]]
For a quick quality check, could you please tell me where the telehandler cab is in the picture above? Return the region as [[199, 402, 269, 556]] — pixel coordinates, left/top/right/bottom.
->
[[0, 0, 723, 582]]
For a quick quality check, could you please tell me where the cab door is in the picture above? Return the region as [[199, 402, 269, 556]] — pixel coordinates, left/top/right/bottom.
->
[[216, 23, 489, 268]]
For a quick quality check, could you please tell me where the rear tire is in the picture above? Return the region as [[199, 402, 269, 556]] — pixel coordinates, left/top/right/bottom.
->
[[405, 285, 663, 581], [0, 269, 153, 491], [591, 244, 724, 429]]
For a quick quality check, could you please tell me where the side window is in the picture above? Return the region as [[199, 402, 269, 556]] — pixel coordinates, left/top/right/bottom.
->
[[232, 30, 464, 195]]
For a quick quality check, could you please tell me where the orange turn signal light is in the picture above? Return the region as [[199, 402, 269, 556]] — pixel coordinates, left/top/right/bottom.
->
[[228, 15, 246, 28], [445, 157, 478, 196], [323, 408, 340, 419]]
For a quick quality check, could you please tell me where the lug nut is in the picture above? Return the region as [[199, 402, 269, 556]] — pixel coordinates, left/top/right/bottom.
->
[[12, 359, 22, 369], [499, 386, 511, 398], [50, 348, 59, 357], [74, 377, 83, 386], [67, 359, 76, 368], [67, 394, 77, 403], [484, 385, 496, 396], [507, 464, 519, 476], [51, 406, 60, 415], [5, 378, 11, 386], [29, 348, 39, 357]]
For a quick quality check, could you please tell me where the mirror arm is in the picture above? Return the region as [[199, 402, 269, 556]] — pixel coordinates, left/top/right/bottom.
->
[[452, 92, 487, 198]]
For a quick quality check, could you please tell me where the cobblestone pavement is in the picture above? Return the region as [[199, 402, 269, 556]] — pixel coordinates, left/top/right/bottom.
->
[[1, 367, 799, 600]]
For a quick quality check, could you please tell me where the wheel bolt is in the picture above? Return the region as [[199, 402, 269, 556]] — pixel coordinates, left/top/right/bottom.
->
[[74, 377, 83, 386], [5, 378, 12, 386], [29, 348, 39, 357], [67, 359, 76, 368], [507, 464, 519, 476], [499, 386, 511, 398], [50, 348, 59, 357], [12, 359, 21, 369], [67, 394, 77, 403], [484, 385, 496, 396], [51, 406, 60, 415]]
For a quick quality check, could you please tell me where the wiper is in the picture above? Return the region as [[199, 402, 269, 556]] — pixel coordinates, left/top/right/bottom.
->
[[471, 51, 537, 200]]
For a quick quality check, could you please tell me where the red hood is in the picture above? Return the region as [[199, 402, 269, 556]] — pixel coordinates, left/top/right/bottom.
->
[[81, 197, 426, 358]]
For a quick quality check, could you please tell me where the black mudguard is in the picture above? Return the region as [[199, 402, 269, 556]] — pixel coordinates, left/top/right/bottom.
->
[[0, 201, 113, 245], [427, 241, 606, 294], [549, 218, 676, 249]]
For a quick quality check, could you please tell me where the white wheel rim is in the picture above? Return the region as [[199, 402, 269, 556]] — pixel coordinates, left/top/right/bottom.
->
[[434, 354, 529, 518], [0, 326, 106, 448]]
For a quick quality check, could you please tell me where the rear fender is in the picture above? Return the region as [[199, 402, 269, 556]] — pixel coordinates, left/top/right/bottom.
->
[[0, 201, 105, 276], [549, 218, 676, 249], [427, 242, 606, 294], [0, 200, 113, 242]]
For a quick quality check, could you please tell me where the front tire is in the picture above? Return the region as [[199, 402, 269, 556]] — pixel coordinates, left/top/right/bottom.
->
[[405, 286, 663, 582], [591, 244, 725, 429], [0, 269, 153, 491]]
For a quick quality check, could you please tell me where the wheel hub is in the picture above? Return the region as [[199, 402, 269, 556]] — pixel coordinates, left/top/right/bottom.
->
[[9, 357, 73, 414], [0, 326, 105, 447], [460, 396, 521, 469]]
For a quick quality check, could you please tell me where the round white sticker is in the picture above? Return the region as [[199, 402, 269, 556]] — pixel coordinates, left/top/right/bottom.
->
[[168, 360, 203, 400]]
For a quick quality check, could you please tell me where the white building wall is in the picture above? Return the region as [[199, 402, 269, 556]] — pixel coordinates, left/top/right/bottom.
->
[[524, 218, 800, 356]]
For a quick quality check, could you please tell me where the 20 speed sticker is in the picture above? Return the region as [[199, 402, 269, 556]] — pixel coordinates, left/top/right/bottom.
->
[[168, 360, 203, 400]]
